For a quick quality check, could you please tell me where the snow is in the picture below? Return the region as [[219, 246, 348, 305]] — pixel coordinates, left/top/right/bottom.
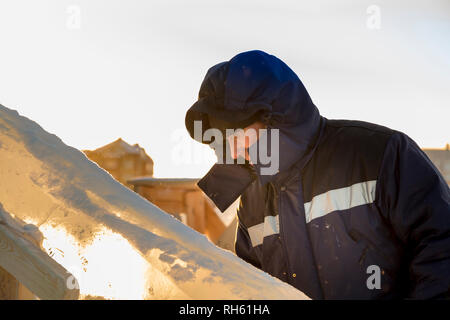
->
[[0, 104, 309, 300]]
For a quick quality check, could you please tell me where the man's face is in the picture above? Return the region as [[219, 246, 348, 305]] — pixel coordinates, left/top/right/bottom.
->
[[226, 121, 267, 161]]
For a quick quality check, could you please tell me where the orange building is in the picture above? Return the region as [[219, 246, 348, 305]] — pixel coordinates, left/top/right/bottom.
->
[[84, 139, 237, 248], [423, 144, 450, 185], [83, 138, 154, 188]]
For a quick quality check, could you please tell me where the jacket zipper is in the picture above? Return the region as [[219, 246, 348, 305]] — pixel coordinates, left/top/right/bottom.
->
[[275, 183, 294, 282]]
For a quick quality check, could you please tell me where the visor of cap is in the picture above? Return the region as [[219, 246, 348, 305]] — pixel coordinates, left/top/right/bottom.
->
[[185, 95, 267, 144]]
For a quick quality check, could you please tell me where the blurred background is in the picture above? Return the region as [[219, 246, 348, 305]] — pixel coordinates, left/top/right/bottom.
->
[[0, 0, 449, 179]]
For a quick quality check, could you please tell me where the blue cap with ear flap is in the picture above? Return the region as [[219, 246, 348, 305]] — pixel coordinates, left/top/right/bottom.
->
[[185, 59, 271, 144]]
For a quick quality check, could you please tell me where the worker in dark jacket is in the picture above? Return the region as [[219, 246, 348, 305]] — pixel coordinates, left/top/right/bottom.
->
[[185, 50, 450, 299]]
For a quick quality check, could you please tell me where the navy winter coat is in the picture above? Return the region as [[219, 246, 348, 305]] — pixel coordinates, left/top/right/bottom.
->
[[193, 50, 450, 299]]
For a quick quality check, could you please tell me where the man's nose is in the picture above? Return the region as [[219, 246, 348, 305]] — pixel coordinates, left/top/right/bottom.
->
[[226, 134, 240, 159]]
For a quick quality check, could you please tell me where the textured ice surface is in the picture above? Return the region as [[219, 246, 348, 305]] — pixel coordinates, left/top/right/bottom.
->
[[0, 104, 309, 300]]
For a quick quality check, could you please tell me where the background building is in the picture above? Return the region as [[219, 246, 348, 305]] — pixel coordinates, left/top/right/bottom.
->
[[423, 144, 450, 185], [84, 139, 237, 250], [84, 138, 154, 188]]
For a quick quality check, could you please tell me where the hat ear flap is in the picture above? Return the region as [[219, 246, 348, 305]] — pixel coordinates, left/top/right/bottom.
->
[[185, 109, 210, 143]]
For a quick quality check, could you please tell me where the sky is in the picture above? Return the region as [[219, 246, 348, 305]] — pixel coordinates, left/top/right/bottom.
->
[[0, 0, 449, 178]]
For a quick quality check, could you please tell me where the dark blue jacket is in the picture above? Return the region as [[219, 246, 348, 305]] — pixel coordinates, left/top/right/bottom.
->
[[197, 50, 450, 299]]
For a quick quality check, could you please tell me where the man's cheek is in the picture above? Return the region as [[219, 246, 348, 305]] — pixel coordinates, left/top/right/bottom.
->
[[226, 135, 237, 159], [227, 135, 246, 159], [236, 136, 247, 158], [245, 135, 259, 149]]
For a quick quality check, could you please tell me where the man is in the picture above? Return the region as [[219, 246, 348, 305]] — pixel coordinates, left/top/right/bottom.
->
[[185, 50, 450, 299]]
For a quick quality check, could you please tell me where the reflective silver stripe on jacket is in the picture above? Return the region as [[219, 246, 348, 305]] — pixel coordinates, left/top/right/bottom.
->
[[248, 215, 279, 247], [247, 180, 376, 247], [304, 180, 377, 224]]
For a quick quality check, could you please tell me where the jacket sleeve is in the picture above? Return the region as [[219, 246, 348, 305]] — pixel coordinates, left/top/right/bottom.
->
[[234, 199, 261, 269], [377, 132, 450, 299]]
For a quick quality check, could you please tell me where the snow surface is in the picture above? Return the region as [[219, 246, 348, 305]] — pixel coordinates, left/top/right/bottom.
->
[[0, 104, 309, 300]]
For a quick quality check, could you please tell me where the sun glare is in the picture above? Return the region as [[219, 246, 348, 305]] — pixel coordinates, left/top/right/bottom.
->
[[36, 223, 149, 300]]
